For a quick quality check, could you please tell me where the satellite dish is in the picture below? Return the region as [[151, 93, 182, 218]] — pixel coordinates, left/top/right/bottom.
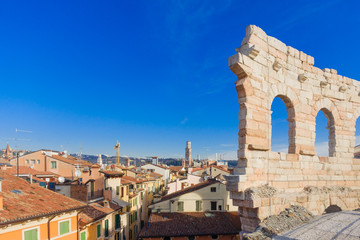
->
[[58, 176, 65, 183], [75, 169, 81, 178]]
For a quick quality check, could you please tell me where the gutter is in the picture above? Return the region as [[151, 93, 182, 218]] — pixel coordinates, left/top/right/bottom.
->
[[0, 205, 87, 227]]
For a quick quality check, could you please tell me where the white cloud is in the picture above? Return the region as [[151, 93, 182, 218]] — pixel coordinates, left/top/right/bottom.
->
[[220, 143, 236, 147], [271, 144, 288, 153], [315, 141, 329, 157], [180, 118, 188, 125], [208, 151, 237, 160], [356, 135, 360, 146]]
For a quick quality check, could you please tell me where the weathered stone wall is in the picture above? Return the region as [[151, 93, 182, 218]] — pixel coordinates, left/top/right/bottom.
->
[[226, 25, 360, 232]]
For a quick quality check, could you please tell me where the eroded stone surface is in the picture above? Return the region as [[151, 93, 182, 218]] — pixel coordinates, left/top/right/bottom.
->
[[227, 25, 360, 232]]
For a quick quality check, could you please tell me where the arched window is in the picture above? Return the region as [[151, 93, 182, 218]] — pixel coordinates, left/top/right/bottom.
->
[[270, 95, 295, 153], [315, 108, 335, 157]]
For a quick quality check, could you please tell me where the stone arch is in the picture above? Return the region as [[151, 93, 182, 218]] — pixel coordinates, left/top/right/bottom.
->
[[352, 107, 360, 157], [268, 84, 298, 154], [269, 94, 296, 154], [314, 107, 336, 157]]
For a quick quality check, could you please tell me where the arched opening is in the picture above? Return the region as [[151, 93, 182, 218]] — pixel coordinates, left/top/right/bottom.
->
[[270, 95, 295, 153], [315, 108, 335, 157], [354, 117, 360, 158]]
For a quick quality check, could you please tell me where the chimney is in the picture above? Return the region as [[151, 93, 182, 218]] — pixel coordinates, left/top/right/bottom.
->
[[103, 200, 110, 208], [63, 150, 68, 158]]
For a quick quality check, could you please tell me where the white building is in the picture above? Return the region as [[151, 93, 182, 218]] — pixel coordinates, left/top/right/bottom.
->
[[149, 179, 237, 213], [141, 163, 170, 184]]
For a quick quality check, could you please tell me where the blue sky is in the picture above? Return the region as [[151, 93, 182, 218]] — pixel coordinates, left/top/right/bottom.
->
[[0, 0, 360, 159]]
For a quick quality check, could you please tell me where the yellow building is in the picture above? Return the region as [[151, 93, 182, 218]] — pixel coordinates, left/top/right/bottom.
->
[[79, 200, 124, 240], [0, 171, 86, 240]]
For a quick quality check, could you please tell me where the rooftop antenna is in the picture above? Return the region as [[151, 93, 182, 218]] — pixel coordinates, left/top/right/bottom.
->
[[15, 128, 32, 177]]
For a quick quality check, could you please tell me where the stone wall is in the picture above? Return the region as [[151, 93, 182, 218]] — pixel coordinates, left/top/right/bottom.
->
[[226, 25, 360, 232]]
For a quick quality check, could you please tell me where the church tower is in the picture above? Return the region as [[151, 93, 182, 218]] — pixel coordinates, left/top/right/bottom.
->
[[185, 141, 192, 167]]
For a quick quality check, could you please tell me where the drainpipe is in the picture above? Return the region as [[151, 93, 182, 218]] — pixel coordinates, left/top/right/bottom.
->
[[45, 155, 47, 172], [77, 209, 85, 240], [48, 215, 56, 240]]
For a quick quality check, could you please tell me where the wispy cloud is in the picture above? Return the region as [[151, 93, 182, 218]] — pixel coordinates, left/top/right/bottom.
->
[[180, 117, 188, 125], [220, 143, 236, 147], [271, 144, 288, 153], [315, 141, 329, 157]]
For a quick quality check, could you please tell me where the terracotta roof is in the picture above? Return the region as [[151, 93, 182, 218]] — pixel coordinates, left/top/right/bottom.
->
[[121, 175, 147, 183], [99, 170, 124, 177], [4, 166, 58, 176], [154, 179, 219, 204], [169, 166, 183, 172], [49, 155, 93, 167], [79, 201, 122, 226], [138, 212, 241, 238], [149, 172, 163, 178], [190, 167, 204, 173], [0, 171, 86, 225]]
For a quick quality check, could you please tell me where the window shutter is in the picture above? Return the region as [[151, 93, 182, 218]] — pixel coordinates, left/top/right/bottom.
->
[[97, 224, 101, 237]]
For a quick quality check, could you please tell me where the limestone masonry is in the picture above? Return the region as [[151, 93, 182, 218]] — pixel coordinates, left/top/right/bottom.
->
[[226, 25, 360, 232]]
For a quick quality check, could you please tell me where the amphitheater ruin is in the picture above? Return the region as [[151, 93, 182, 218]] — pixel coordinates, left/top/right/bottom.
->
[[226, 25, 360, 232]]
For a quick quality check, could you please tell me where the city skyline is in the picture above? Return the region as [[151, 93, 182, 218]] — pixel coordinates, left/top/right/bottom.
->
[[1, 1, 360, 159]]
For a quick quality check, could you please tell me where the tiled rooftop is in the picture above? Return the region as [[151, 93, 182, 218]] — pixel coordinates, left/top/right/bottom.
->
[[155, 179, 219, 204], [79, 201, 122, 226], [138, 212, 241, 238], [4, 166, 58, 176], [0, 171, 86, 225], [49, 154, 93, 167], [99, 170, 124, 177]]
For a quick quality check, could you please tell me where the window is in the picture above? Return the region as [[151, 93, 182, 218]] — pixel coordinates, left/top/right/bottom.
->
[[115, 214, 121, 229], [59, 219, 70, 235], [51, 161, 57, 169], [121, 187, 124, 197], [211, 235, 218, 239], [105, 219, 109, 237], [25, 159, 29, 164], [137, 184, 140, 188], [129, 230, 132, 240], [188, 237, 195, 240], [24, 227, 38, 240], [134, 211, 137, 221], [80, 231, 86, 240], [153, 186, 155, 193], [130, 214, 133, 224], [271, 95, 295, 154], [177, 201, 184, 212], [226, 205, 229, 211], [218, 205, 222, 211], [31, 159, 35, 165], [196, 200, 202, 211], [141, 192, 143, 200], [97, 224, 101, 238], [164, 237, 170, 240], [126, 186, 129, 195], [116, 186, 120, 196], [135, 197, 137, 205], [37, 160, 40, 164], [211, 201, 217, 211], [210, 187, 216, 192], [148, 187, 150, 193]]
